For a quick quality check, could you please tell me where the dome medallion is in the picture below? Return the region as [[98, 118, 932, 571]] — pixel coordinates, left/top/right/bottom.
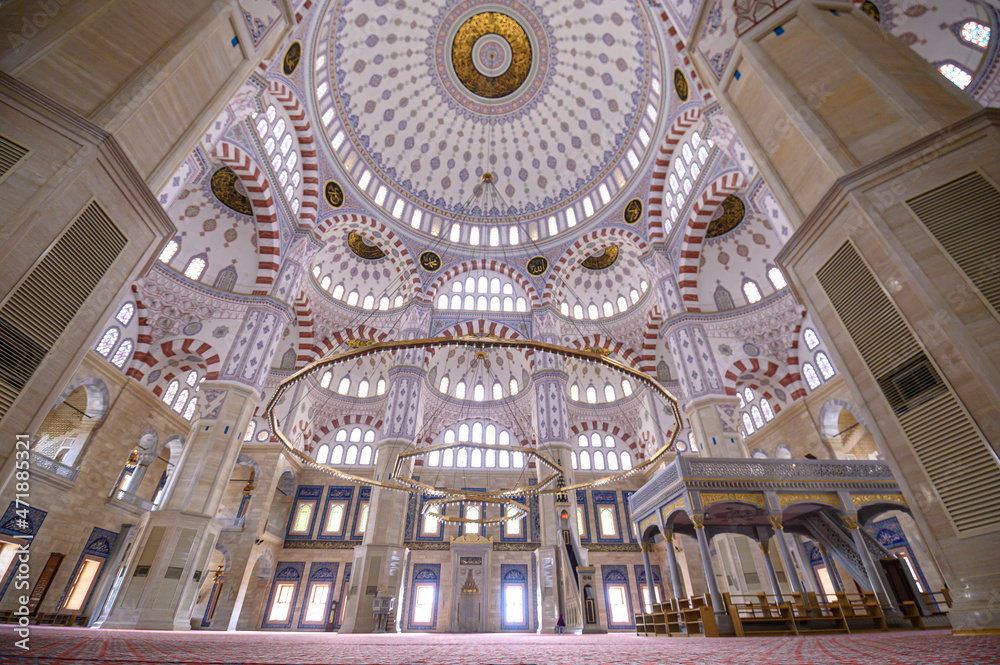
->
[[315, 0, 663, 238]]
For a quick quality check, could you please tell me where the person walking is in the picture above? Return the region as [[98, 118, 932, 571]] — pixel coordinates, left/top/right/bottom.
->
[[556, 613, 566, 634]]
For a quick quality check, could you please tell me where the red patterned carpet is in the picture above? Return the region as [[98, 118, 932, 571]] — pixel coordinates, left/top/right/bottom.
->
[[1, 627, 998, 664]]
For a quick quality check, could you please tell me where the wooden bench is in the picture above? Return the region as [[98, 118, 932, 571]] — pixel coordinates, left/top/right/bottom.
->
[[836, 592, 887, 632], [635, 596, 718, 637], [726, 593, 797, 636]]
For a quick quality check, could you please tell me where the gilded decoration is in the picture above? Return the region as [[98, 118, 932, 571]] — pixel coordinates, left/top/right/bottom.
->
[[324, 180, 345, 208], [851, 493, 907, 507], [700, 492, 766, 508], [583, 346, 612, 357], [527, 256, 548, 276], [673, 67, 689, 101], [282, 41, 302, 75], [662, 498, 686, 519], [624, 198, 643, 224], [777, 493, 840, 509], [347, 231, 386, 260], [860, 1, 881, 22], [587, 543, 642, 553], [493, 541, 540, 551], [210, 167, 253, 215], [420, 251, 442, 272], [452, 12, 532, 98], [705, 195, 746, 238], [405, 541, 452, 550], [346, 339, 377, 349], [767, 515, 783, 529], [283, 539, 356, 549], [581, 246, 619, 271], [459, 556, 484, 566]]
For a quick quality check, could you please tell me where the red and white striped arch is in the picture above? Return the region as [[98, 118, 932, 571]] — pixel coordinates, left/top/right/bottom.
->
[[214, 141, 281, 296], [723, 356, 803, 412], [309, 414, 385, 453], [656, 14, 715, 104], [647, 107, 703, 245], [639, 305, 663, 374], [424, 258, 541, 308], [676, 171, 747, 312], [541, 227, 651, 306], [315, 213, 421, 297], [130, 337, 223, 384], [267, 79, 320, 227], [126, 287, 154, 381], [436, 319, 526, 340], [565, 336, 643, 370]]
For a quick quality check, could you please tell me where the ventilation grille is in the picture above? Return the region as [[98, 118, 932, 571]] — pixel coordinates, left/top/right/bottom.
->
[[818, 242, 1000, 537], [0, 134, 30, 185], [907, 172, 1000, 316], [0, 202, 127, 422]]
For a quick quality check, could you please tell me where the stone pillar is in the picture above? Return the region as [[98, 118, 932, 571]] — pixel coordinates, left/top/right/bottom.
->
[[758, 539, 784, 604], [844, 515, 894, 608], [692, 516, 724, 611], [684, 396, 747, 457], [338, 349, 424, 633], [770, 517, 806, 599], [791, 534, 822, 595], [818, 544, 844, 593], [664, 531, 684, 603], [103, 383, 258, 629], [641, 542, 656, 610], [122, 451, 157, 494]]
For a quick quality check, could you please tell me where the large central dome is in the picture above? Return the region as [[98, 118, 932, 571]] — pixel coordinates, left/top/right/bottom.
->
[[313, 0, 664, 237]]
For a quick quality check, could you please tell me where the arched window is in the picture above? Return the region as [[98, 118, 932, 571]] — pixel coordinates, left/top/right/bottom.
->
[[184, 255, 207, 281], [816, 352, 836, 379], [96, 328, 119, 356], [622, 379, 632, 396], [578, 434, 588, 447], [493, 382, 503, 400], [465, 505, 480, 535], [244, 421, 256, 442], [183, 397, 198, 421], [158, 239, 179, 263], [357, 379, 369, 398], [604, 435, 615, 448], [376, 378, 386, 395], [592, 433, 602, 448], [571, 451, 578, 469], [455, 381, 466, 400], [803, 328, 820, 350], [960, 21, 990, 49], [743, 387, 754, 403], [767, 266, 787, 290], [439, 376, 449, 394], [359, 445, 373, 465], [586, 386, 597, 404], [162, 380, 179, 405], [172, 389, 189, 413], [473, 383, 485, 401], [320, 372, 332, 389], [607, 452, 619, 470], [620, 451, 632, 470], [742, 412, 755, 434], [316, 444, 330, 464], [185, 371, 198, 387], [115, 303, 135, 325], [320, 276, 332, 290], [580, 450, 592, 470], [110, 340, 133, 367], [742, 279, 762, 304], [471, 448, 483, 467], [345, 445, 358, 465], [593, 451, 605, 470], [338, 377, 350, 394], [509, 378, 518, 395], [331, 444, 344, 464], [938, 63, 972, 89], [761, 398, 774, 421], [428, 449, 441, 466], [604, 384, 616, 402], [803, 363, 821, 389], [751, 406, 764, 429], [570, 384, 580, 401], [599, 508, 616, 537], [715, 284, 736, 310]]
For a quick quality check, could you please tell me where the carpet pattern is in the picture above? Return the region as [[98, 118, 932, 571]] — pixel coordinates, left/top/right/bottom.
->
[[1, 627, 998, 664]]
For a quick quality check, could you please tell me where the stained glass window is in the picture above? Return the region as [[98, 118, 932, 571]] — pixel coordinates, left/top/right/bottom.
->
[[292, 502, 313, 533], [599, 507, 616, 537], [577, 507, 586, 536], [356, 503, 370, 534], [186, 370, 198, 387], [751, 406, 764, 428], [768, 267, 787, 290], [162, 380, 179, 405], [96, 328, 119, 356], [742, 412, 755, 434], [184, 256, 206, 280], [938, 63, 972, 89], [183, 397, 197, 421], [816, 352, 836, 379], [244, 421, 256, 441], [110, 339, 132, 367], [761, 398, 774, 421], [115, 303, 135, 325], [744, 387, 754, 403], [327, 504, 345, 533], [280, 134, 293, 155], [960, 21, 990, 48], [743, 279, 763, 304], [172, 389, 189, 413], [803, 363, 821, 389], [159, 239, 179, 263], [804, 328, 820, 350], [265, 105, 276, 123], [682, 144, 694, 164]]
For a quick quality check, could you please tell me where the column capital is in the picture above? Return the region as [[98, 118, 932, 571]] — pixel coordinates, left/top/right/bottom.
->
[[768, 514, 783, 530], [691, 513, 706, 529]]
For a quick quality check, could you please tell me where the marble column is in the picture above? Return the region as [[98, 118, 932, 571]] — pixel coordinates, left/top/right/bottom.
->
[[819, 544, 844, 593], [693, 516, 724, 610], [758, 539, 784, 604], [845, 516, 894, 608], [770, 518, 806, 600], [641, 542, 656, 610]]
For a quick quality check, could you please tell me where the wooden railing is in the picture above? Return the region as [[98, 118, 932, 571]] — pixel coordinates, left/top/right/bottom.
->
[[634, 594, 719, 637]]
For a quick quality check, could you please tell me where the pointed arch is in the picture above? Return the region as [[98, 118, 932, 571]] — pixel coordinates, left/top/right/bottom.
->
[[267, 79, 320, 227], [647, 107, 703, 245], [309, 414, 385, 453], [126, 286, 154, 380], [435, 319, 526, 341], [315, 213, 421, 298], [676, 171, 748, 312], [423, 258, 540, 308], [639, 305, 663, 374], [722, 356, 800, 413], [542, 227, 651, 306], [565, 336, 643, 370], [131, 337, 224, 384], [213, 141, 281, 296]]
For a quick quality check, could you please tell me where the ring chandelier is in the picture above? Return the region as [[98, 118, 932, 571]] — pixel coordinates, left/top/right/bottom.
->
[[265, 336, 682, 523]]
